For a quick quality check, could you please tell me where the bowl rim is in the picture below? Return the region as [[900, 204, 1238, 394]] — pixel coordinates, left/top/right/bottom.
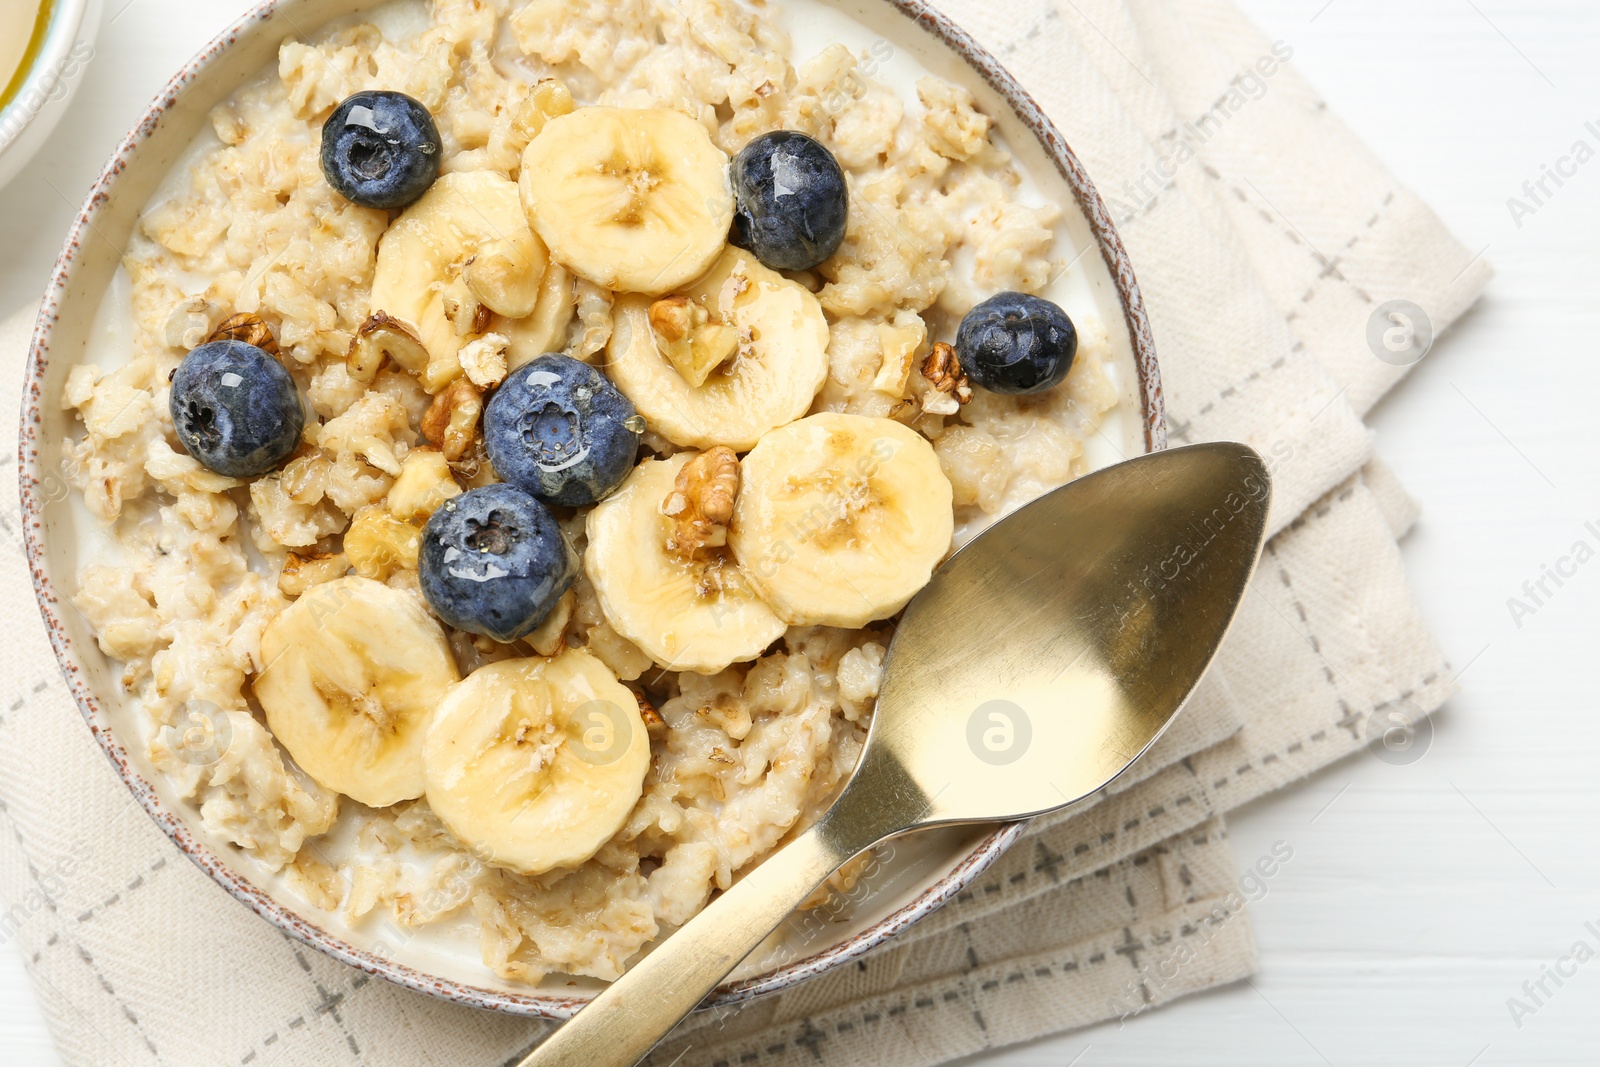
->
[[0, 0, 100, 161], [17, 0, 1166, 1020]]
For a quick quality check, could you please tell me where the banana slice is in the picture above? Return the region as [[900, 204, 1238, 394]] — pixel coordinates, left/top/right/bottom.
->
[[423, 652, 650, 876], [730, 413, 955, 628], [520, 107, 733, 296], [607, 248, 830, 450], [369, 170, 548, 392], [255, 577, 460, 808], [586, 451, 785, 675]]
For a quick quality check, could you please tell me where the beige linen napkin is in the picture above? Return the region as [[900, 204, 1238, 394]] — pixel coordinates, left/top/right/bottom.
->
[[0, 0, 1488, 1064]]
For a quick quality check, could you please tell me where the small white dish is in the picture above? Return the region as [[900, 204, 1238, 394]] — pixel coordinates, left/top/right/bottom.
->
[[0, 0, 102, 193]]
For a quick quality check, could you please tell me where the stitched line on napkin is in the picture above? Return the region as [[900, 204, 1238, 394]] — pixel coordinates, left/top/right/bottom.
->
[[1269, 546, 1366, 741], [0, 676, 176, 932], [950, 766, 1208, 910], [659, 879, 1247, 1067], [0, 798, 161, 1059], [70, 855, 168, 926], [235, 938, 373, 1065], [724, 821, 1234, 1052], [1203, 666, 1442, 802], [1193, 483, 1447, 795], [2, 677, 53, 724], [1124, 175, 1405, 445], [0, 668, 376, 1066], [1217, 176, 1392, 309], [1167, 349, 1294, 444]]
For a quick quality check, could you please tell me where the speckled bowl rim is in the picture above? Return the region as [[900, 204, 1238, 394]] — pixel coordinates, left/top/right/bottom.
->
[[19, 0, 1166, 1021]]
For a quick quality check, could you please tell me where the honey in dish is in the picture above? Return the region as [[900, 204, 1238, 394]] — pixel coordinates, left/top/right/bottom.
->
[[0, 0, 51, 113]]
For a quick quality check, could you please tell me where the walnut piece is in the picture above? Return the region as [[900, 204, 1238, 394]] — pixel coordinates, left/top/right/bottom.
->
[[567, 279, 615, 361], [422, 378, 484, 462], [636, 692, 666, 737], [921, 341, 974, 408], [278, 551, 349, 599], [649, 296, 739, 387], [458, 333, 510, 389], [648, 297, 695, 345], [206, 312, 280, 360], [348, 313, 430, 384], [662, 447, 740, 558]]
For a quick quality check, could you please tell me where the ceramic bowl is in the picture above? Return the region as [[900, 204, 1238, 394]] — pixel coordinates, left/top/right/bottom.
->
[[19, 0, 1164, 1019], [0, 0, 103, 193]]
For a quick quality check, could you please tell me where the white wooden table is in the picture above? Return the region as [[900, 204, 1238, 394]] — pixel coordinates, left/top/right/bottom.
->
[[1, 1, 1594, 1063]]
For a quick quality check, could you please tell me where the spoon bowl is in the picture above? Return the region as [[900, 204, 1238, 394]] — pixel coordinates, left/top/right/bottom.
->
[[868, 438, 1274, 826], [524, 441, 1272, 1067]]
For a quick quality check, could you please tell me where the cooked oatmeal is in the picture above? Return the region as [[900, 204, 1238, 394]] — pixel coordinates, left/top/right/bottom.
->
[[63, 0, 1122, 985]]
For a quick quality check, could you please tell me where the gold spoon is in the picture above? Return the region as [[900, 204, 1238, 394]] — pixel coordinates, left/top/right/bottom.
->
[[521, 442, 1272, 1067]]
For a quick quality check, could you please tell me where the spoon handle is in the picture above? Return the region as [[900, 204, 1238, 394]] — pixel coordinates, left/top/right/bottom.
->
[[518, 811, 882, 1067]]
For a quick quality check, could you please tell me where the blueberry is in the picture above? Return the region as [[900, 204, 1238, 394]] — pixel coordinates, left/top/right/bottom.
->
[[169, 340, 304, 478], [483, 356, 642, 508], [730, 131, 848, 272], [321, 91, 441, 210], [419, 484, 577, 642], [955, 293, 1079, 396]]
